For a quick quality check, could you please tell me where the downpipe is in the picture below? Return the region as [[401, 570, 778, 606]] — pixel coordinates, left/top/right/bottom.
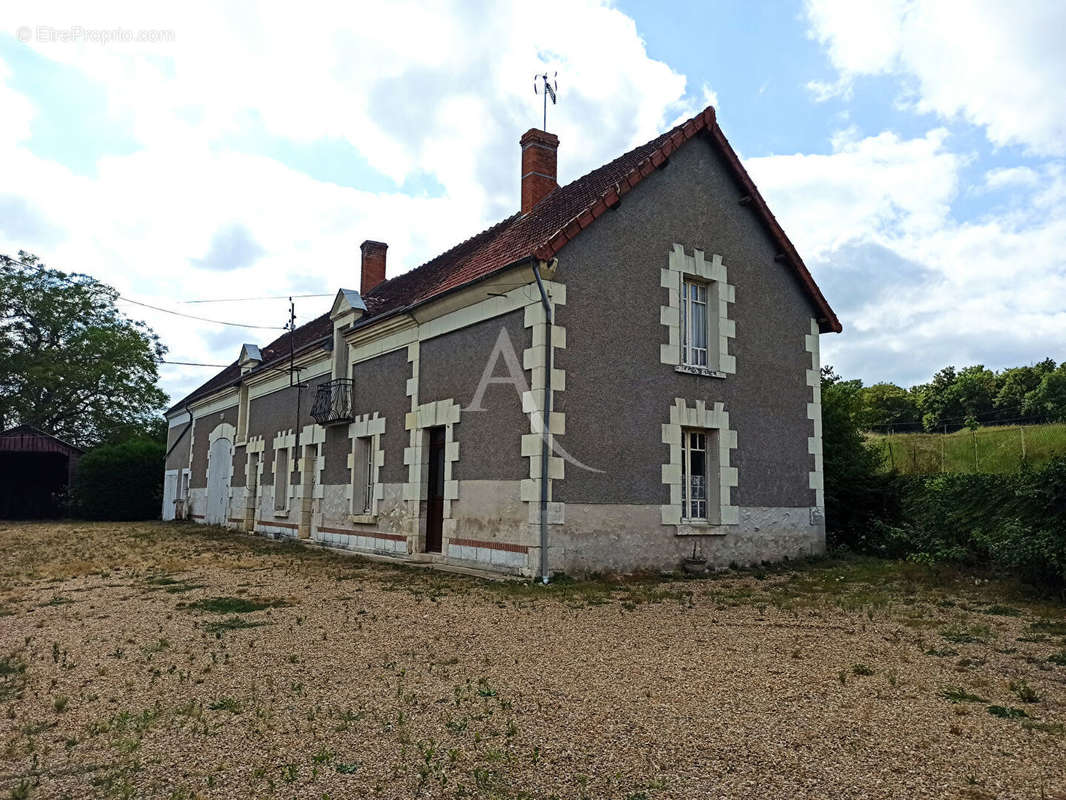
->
[[531, 261, 554, 585]]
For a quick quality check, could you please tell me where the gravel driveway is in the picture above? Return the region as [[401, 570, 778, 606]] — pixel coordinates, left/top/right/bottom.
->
[[1, 521, 1064, 799]]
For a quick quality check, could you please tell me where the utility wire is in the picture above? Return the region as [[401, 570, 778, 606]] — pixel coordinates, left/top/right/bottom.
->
[[180, 293, 332, 304], [3, 253, 294, 331], [117, 297, 287, 330]]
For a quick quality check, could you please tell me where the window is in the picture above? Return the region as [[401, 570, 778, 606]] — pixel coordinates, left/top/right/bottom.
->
[[273, 448, 289, 511], [353, 436, 375, 515], [681, 279, 709, 367], [681, 429, 708, 521]]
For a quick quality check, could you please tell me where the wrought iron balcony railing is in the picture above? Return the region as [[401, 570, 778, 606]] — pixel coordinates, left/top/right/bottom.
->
[[310, 378, 354, 426]]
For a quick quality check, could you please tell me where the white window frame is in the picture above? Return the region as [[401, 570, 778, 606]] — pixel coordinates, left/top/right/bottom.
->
[[353, 435, 376, 516], [680, 428, 711, 522], [660, 244, 735, 377], [681, 279, 711, 369], [236, 385, 250, 444]]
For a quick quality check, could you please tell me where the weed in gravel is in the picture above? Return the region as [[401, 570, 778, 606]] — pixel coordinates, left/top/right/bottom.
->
[[53, 695, 69, 713], [980, 605, 1021, 617], [203, 616, 270, 634], [852, 664, 875, 676], [335, 762, 359, 774], [207, 696, 242, 713], [940, 687, 987, 703], [1009, 680, 1041, 703], [987, 705, 1028, 719], [1048, 650, 1066, 666], [941, 623, 993, 644], [1021, 720, 1064, 735], [925, 647, 959, 657], [1028, 619, 1066, 635], [0, 654, 27, 701], [183, 596, 291, 614]]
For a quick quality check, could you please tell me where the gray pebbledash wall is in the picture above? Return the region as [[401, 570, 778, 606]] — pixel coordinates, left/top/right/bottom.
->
[[189, 406, 238, 489], [554, 134, 817, 509], [165, 421, 192, 472], [350, 348, 410, 484], [419, 311, 528, 481]]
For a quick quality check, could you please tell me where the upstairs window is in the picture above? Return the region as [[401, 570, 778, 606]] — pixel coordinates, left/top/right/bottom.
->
[[681, 280, 709, 368]]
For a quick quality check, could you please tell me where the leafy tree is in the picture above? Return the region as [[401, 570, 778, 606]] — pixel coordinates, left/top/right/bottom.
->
[[0, 251, 168, 447], [994, 362, 1054, 419], [821, 366, 899, 547], [1024, 366, 1066, 421], [857, 382, 919, 430]]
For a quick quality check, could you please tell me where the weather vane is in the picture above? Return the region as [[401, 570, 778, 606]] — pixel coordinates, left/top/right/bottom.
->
[[533, 71, 558, 131]]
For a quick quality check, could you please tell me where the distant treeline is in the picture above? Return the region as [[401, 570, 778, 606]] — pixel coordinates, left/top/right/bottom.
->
[[838, 359, 1066, 432]]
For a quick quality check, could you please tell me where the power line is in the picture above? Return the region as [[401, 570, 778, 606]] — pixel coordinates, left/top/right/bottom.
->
[[159, 360, 231, 368], [180, 293, 332, 304], [3, 253, 290, 331], [117, 297, 287, 330]]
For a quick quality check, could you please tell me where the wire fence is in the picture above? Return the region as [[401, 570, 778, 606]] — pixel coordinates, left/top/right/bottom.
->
[[867, 422, 1066, 475]]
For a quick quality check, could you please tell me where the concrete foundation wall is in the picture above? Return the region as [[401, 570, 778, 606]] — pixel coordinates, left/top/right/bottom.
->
[[554, 504, 824, 574]]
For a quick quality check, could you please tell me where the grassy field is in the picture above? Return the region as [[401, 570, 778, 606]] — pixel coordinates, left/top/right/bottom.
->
[[868, 422, 1066, 474], [1, 522, 1065, 799]]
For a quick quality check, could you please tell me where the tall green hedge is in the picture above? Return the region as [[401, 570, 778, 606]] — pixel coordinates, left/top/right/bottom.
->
[[72, 438, 165, 520]]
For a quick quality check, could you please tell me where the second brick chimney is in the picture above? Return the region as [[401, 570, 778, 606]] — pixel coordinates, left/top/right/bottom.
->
[[520, 129, 559, 214], [360, 240, 387, 295]]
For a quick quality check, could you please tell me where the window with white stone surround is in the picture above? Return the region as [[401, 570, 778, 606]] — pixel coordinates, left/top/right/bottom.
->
[[661, 244, 735, 377], [662, 398, 738, 531]]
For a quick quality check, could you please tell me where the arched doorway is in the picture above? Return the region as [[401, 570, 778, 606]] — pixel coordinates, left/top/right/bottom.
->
[[206, 435, 232, 525]]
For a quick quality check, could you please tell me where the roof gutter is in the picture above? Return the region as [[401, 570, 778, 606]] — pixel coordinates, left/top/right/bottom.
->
[[531, 260, 554, 585]]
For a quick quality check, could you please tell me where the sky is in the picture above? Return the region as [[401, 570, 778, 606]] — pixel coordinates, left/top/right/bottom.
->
[[1, 0, 1064, 406]]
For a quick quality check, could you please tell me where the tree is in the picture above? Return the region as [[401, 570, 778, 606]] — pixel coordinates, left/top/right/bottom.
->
[[0, 251, 168, 447], [995, 362, 1054, 420], [821, 366, 897, 547], [857, 382, 919, 430], [1024, 366, 1066, 422]]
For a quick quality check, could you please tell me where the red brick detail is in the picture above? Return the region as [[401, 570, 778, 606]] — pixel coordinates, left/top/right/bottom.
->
[[227, 517, 244, 524], [449, 537, 529, 554], [190, 514, 205, 519], [360, 240, 388, 295], [520, 129, 559, 215], [261, 520, 299, 530], [317, 525, 406, 542]]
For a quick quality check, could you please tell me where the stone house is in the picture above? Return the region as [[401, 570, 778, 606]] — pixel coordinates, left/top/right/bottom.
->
[[163, 106, 840, 578]]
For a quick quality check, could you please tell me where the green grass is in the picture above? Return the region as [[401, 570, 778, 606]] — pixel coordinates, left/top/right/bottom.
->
[[867, 422, 1066, 475], [181, 596, 291, 614], [940, 687, 987, 704], [202, 616, 271, 634]]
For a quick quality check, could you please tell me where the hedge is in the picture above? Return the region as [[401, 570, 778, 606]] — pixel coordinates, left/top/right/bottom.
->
[[72, 438, 165, 520]]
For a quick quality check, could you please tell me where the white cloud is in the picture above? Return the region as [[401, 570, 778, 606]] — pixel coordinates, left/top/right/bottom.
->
[[0, 0, 708, 403], [750, 127, 1066, 385], [805, 0, 1066, 155], [747, 127, 961, 259]]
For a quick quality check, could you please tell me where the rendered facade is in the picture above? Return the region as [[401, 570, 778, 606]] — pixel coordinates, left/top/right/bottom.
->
[[163, 106, 840, 577]]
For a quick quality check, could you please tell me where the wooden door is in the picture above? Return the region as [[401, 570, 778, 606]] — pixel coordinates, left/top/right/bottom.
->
[[425, 427, 446, 553]]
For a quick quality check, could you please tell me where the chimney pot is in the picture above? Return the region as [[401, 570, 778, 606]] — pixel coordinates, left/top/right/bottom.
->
[[520, 129, 559, 214], [360, 240, 387, 295]]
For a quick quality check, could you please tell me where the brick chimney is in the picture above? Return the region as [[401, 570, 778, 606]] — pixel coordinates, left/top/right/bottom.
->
[[520, 129, 559, 214], [360, 240, 387, 294]]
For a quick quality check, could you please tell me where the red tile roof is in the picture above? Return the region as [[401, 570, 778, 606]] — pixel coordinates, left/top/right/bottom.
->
[[170, 106, 839, 413]]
